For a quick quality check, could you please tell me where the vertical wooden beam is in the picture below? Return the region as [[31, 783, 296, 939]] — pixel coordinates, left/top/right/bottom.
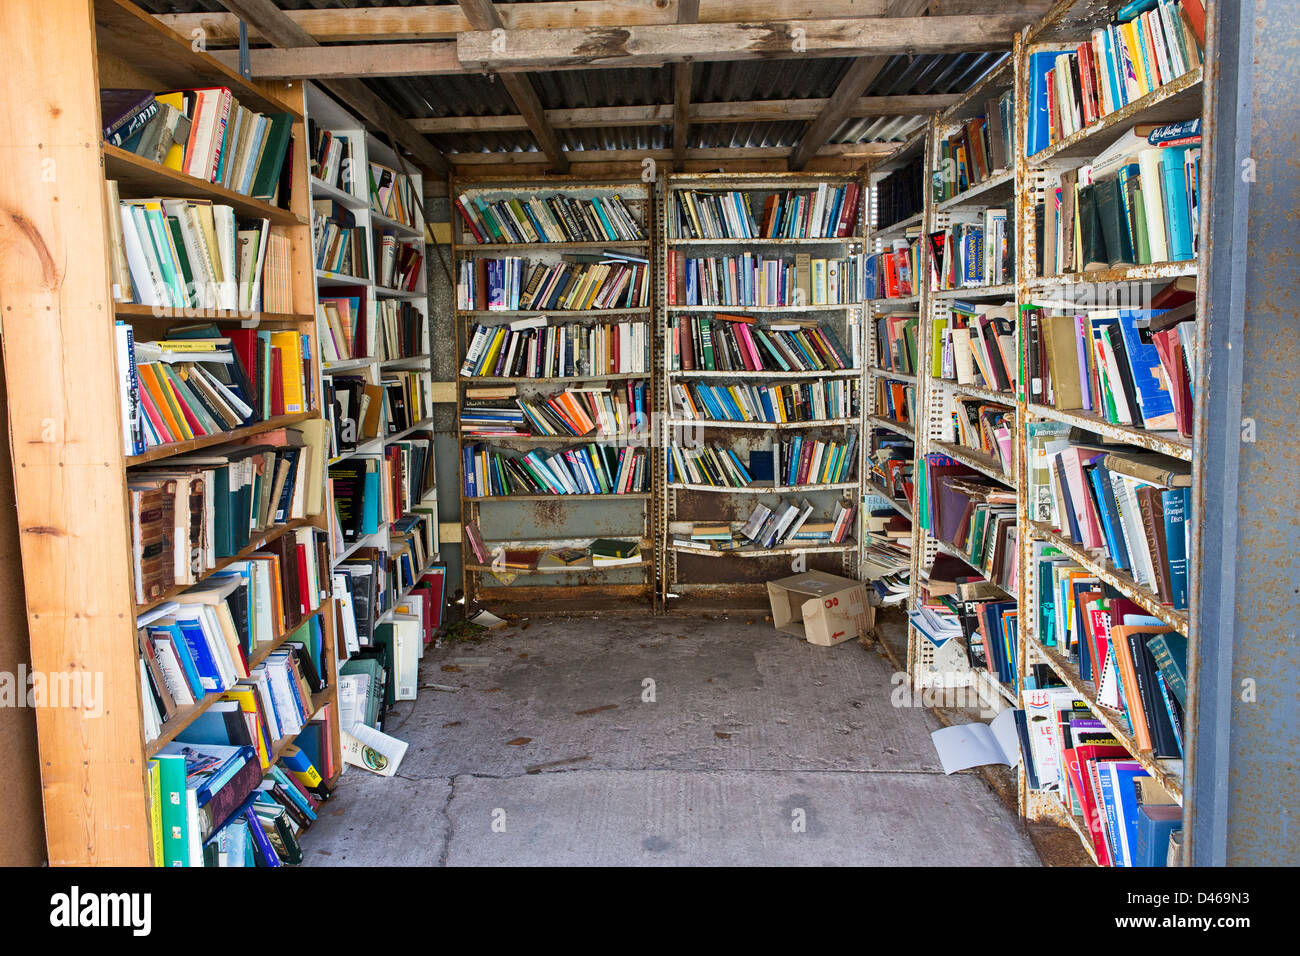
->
[[457, 0, 570, 173], [788, 0, 931, 171], [672, 0, 701, 172], [0, 0, 151, 866], [214, 0, 451, 175]]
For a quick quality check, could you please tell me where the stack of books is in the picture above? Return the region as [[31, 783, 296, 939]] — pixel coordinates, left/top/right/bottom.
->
[[933, 302, 1018, 394], [670, 183, 861, 239], [457, 253, 651, 311], [114, 324, 315, 454], [460, 320, 651, 378], [368, 161, 418, 228], [927, 210, 1013, 289], [666, 252, 864, 306], [456, 192, 644, 244], [670, 315, 853, 373], [313, 198, 369, 278], [671, 378, 856, 424], [1026, 2, 1205, 155], [101, 87, 295, 202], [107, 191, 290, 313], [462, 442, 649, 497], [933, 91, 1014, 202]]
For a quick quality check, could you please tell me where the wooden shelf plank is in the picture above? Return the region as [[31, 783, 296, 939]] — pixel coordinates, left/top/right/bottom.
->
[[125, 412, 317, 466], [103, 146, 306, 227]]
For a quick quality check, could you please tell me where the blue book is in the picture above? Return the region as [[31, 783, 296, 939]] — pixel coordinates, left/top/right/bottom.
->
[[1161, 486, 1189, 609], [1087, 465, 1127, 570], [150, 621, 207, 699], [748, 449, 774, 483], [1026, 51, 1058, 155], [1160, 147, 1194, 261], [1104, 760, 1150, 866], [174, 612, 225, 691], [361, 467, 380, 534], [1135, 804, 1182, 866], [1116, 309, 1178, 430]]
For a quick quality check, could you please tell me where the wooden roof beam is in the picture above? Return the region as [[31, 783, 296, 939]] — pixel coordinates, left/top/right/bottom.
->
[[211, 0, 450, 175], [456, 0, 569, 174], [673, 0, 701, 172], [407, 95, 960, 133], [160, 1, 892, 45]]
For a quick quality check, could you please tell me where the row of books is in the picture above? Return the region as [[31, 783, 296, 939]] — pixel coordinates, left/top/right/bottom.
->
[[462, 381, 650, 439], [668, 434, 857, 489], [1021, 686, 1183, 867], [308, 123, 357, 193], [320, 294, 426, 365], [933, 303, 1018, 394], [107, 187, 289, 314], [874, 378, 916, 426], [148, 729, 331, 867], [465, 530, 642, 572], [369, 161, 419, 229], [455, 192, 645, 245], [669, 184, 861, 240], [1028, 424, 1191, 610], [462, 442, 650, 498], [928, 211, 1013, 290], [861, 508, 911, 586], [874, 313, 918, 375], [867, 430, 915, 510], [323, 370, 432, 458], [328, 433, 434, 543], [460, 319, 651, 379], [1027, 306, 1193, 435], [457, 253, 651, 312], [101, 87, 293, 203], [910, 591, 1019, 691], [874, 155, 925, 231], [670, 378, 858, 425], [865, 236, 920, 300], [116, 324, 314, 455], [128, 429, 325, 603], [1032, 558, 1188, 764], [375, 234, 424, 292], [335, 564, 444, 663], [1026, 0, 1205, 155], [925, 466, 1019, 598], [135, 528, 330, 719], [949, 399, 1016, 477], [681, 498, 857, 552], [666, 252, 865, 307], [669, 315, 854, 374], [1035, 126, 1199, 275], [932, 91, 1014, 202], [313, 199, 370, 278]]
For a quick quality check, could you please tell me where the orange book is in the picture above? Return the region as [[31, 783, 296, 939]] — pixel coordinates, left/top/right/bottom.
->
[[137, 363, 190, 441]]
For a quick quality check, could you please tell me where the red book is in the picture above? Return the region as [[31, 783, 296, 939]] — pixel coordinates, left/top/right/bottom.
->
[[295, 542, 310, 618], [455, 199, 485, 243], [1182, 0, 1205, 48], [270, 346, 285, 417]]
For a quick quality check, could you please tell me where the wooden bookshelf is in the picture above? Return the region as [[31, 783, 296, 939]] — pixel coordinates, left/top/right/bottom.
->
[[662, 171, 868, 611], [306, 82, 441, 682], [451, 175, 656, 613], [0, 0, 338, 865]]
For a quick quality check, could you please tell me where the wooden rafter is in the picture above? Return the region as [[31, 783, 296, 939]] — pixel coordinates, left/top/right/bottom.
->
[[159, 1, 894, 44], [456, 0, 569, 173], [211, 0, 450, 174], [672, 0, 701, 172], [406, 94, 960, 133], [788, 0, 933, 171]]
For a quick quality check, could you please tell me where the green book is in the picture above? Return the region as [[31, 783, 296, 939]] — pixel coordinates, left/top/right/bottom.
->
[[591, 538, 638, 559], [250, 113, 295, 201], [1131, 185, 1151, 265], [1146, 632, 1188, 709], [153, 753, 190, 868]]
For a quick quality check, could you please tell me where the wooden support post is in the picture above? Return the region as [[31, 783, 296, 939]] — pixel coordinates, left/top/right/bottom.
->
[[0, 0, 152, 866], [672, 0, 701, 172]]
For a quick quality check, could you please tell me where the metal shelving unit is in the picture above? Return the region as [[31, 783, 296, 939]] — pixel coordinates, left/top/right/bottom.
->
[[451, 175, 656, 615]]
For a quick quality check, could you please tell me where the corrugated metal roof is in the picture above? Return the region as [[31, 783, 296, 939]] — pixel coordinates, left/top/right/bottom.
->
[[131, 1, 1009, 156]]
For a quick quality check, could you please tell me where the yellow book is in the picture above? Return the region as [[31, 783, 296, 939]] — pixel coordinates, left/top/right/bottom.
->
[[145, 362, 196, 440], [147, 759, 164, 867], [268, 330, 306, 413], [774, 385, 788, 422], [1121, 22, 1151, 96], [155, 92, 187, 171], [221, 686, 272, 768], [477, 326, 506, 377]]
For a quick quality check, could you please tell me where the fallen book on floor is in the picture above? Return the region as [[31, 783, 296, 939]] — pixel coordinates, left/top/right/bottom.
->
[[930, 708, 1021, 775], [341, 723, 409, 777]]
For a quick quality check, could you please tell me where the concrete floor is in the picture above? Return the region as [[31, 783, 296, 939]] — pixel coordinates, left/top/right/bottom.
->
[[303, 613, 1042, 866]]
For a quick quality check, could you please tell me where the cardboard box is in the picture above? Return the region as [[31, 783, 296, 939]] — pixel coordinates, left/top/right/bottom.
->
[[766, 570, 874, 647]]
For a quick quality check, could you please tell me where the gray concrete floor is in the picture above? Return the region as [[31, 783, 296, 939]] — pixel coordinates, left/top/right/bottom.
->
[[303, 614, 1042, 866]]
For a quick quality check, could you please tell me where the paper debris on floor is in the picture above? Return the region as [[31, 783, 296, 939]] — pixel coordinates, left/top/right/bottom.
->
[[468, 608, 507, 630], [342, 723, 409, 777], [930, 708, 1021, 775]]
